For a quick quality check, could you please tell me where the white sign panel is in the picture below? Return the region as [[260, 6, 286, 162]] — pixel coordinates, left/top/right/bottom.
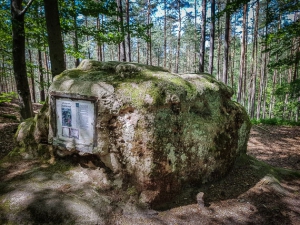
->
[[54, 98, 95, 153]]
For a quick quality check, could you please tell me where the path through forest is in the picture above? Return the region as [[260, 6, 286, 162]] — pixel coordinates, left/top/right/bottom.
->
[[0, 102, 300, 224]]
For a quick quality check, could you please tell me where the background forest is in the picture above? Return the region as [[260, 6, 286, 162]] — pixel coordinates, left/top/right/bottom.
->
[[0, 0, 299, 121]]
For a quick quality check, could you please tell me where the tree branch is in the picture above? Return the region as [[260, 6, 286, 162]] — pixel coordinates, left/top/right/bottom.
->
[[20, 0, 35, 16]]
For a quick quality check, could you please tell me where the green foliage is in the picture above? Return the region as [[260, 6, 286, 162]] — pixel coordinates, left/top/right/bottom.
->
[[251, 118, 300, 126], [0, 92, 17, 104]]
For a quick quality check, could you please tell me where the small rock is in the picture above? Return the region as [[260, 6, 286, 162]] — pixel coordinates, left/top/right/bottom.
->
[[196, 192, 205, 207]]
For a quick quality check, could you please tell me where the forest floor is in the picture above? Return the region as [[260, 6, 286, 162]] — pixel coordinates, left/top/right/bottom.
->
[[0, 102, 300, 224]]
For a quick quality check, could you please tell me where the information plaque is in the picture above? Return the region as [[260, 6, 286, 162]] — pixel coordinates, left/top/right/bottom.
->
[[52, 96, 96, 153]]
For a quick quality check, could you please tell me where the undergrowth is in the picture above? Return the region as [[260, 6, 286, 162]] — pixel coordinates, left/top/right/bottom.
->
[[251, 118, 300, 126]]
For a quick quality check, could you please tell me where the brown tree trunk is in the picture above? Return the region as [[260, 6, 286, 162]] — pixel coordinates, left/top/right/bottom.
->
[[85, 17, 91, 59], [175, 0, 181, 73], [208, 0, 215, 74], [96, 16, 103, 61], [199, 0, 206, 72], [27, 48, 36, 103], [237, 4, 247, 104], [44, 51, 50, 93], [194, 0, 197, 72], [146, 0, 152, 65], [217, 1, 222, 80], [43, 0, 66, 77], [11, 0, 34, 119], [126, 0, 131, 61], [117, 0, 126, 61], [164, 0, 167, 68], [72, 0, 80, 66], [38, 50, 45, 102], [222, 0, 230, 85], [249, 0, 259, 118]]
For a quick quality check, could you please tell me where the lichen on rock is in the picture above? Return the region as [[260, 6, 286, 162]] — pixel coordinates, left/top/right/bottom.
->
[[14, 59, 251, 206]]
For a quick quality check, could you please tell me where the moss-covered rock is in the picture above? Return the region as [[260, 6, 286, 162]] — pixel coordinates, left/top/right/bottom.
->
[[15, 59, 251, 206]]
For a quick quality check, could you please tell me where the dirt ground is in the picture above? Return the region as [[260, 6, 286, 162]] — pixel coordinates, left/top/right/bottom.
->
[[0, 102, 300, 224]]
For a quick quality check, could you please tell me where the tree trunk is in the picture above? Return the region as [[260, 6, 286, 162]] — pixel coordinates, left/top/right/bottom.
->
[[27, 48, 36, 103], [96, 16, 103, 61], [137, 40, 140, 63], [164, 0, 167, 68], [38, 50, 45, 102], [217, 1, 222, 80], [146, 0, 152, 65], [117, 0, 126, 61], [230, 14, 237, 88], [175, 0, 181, 73], [237, 4, 247, 104], [85, 17, 91, 59], [72, 0, 80, 66], [199, 0, 206, 72], [126, 0, 131, 62], [194, 0, 197, 72], [208, 0, 215, 74], [44, 51, 50, 92], [222, 0, 230, 85], [11, 0, 34, 119], [43, 0, 66, 77], [249, 0, 259, 118]]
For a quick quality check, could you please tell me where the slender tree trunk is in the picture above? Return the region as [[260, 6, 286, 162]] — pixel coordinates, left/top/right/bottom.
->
[[38, 50, 45, 102], [85, 17, 91, 59], [249, 0, 259, 118], [237, 4, 247, 104], [175, 0, 181, 73], [199, 0, 206, 72], [146, 0, 152, 65], [164, 0, 167, 68], [72, 0, 80, 66], [44, 51, 50, 92], [27, 48, 36, 103], [11, 0, 34, 119], [194, 0, 197, 72], [137, 40, 140, 63], [217, 1, 222, 80], [222, 0, 230, 85], [96, 16, 103, 61], [117, 0, 126, 61], [256, 50, 264, 120], [262, 53, 268, 119], [126, 0, 131, 61], [43, 0, 66, 77], [230, 15, 237, 87], [208, 0, 215, 74]]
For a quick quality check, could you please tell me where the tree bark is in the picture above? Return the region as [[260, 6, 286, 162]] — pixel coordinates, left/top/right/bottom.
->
[[43, 0, 66, 77], [249, 0, 259, 118], [38, 49, 45, 102], [146, 0, 152, 65], [217, 1, 222, 80], [117, 0, 126, 61], [164, 0, 167, 68], [237, 4, 247, 104], [208, 0, 215, 74], [175, 0, 181, 73], [199, 0, 206, 72], [222, 0, 230, 85], [11, 0, 34, 119], [126, 0, 131, 62], [27, 48, 36, 103], [72, 0, 80, 67]]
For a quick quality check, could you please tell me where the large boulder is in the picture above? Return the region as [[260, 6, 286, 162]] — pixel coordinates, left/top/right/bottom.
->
[[15, 60, 251, 205]]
